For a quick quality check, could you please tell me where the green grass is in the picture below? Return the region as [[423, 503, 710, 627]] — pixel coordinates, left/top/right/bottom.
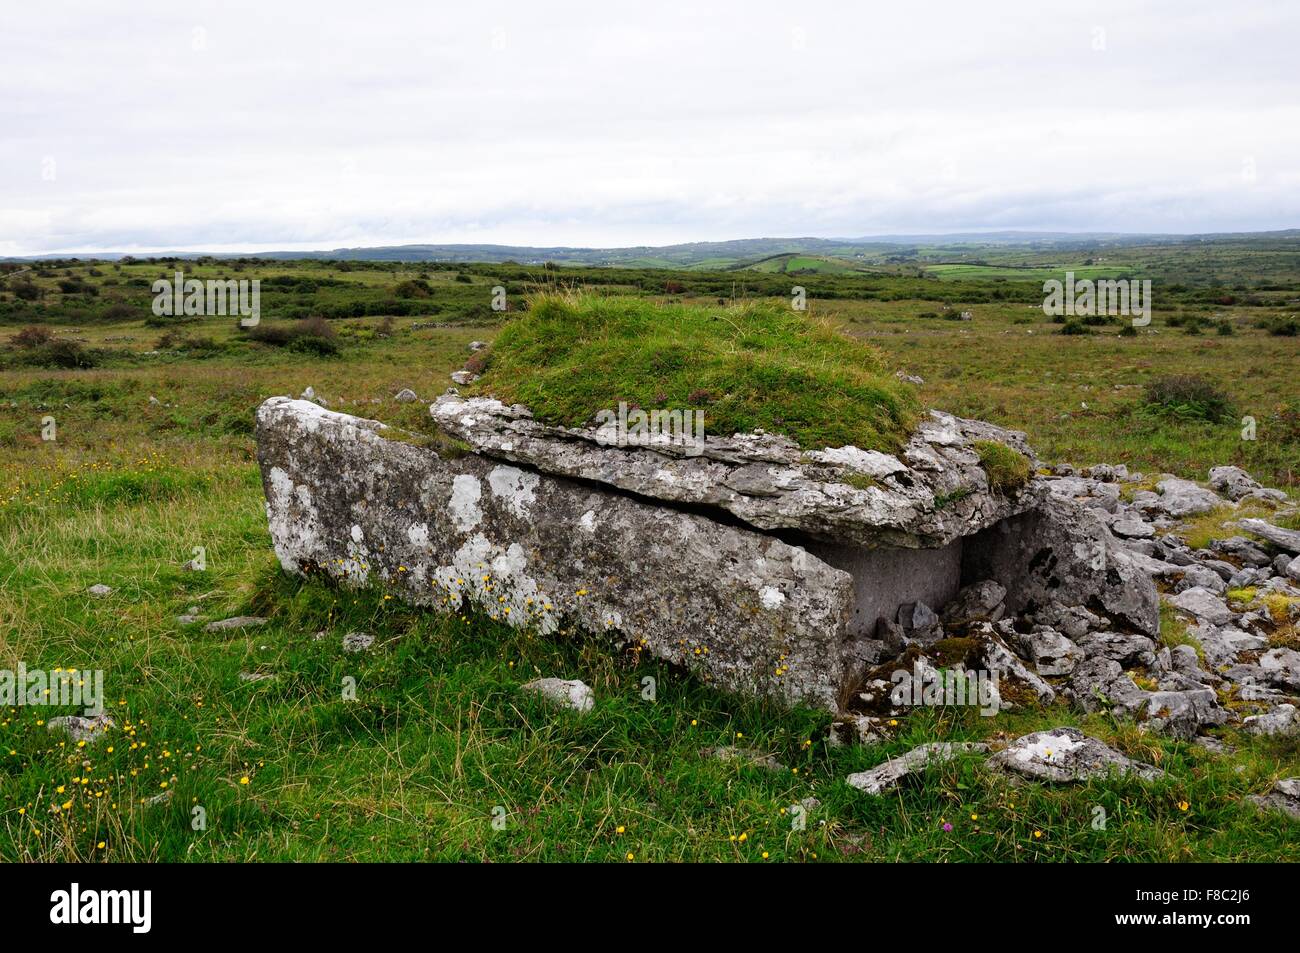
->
[[472, 293, 919, 452], [1, 254, 1298, 862], [974, 440, 1032, 492]]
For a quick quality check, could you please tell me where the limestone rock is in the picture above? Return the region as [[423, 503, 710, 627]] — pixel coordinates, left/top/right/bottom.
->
[[1209, 466, 1265, 501], [1238, 518, 1300, 555], [47, 713, 115, 745], [256, 398, 854, 711], [1167, 587, 1234, 627], [988, 727, 1163, 782], [1244, 704, 1299, 737], [204, 616, 267, 633], [520, 677, 594, 713], [87, 584, 112, 598], [1250, 778, 1300, 820], [1259, 648, 1300, 691], [430, 394, 1043, 549], [342, 631, 375, 653], [1150, 478, 1222, 518], [846, 742, 987, 795], [703, 745, 785, 772], [1013, 627, 1083, 676], [394, 388, 419, 403], [941, 580, 1006, 625], [961, 496, 1160, 636], [1141, 689, 1227, 739]]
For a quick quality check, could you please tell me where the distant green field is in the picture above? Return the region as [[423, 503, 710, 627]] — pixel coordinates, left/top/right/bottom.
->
[[923, 263, 1133, 281]]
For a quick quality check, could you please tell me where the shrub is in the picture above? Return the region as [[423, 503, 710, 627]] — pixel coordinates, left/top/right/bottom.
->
[[1145, 375, 1235, 423], [10, 280, 41, 301], [1268, 316, 1299, 337], [1215, 319, 1235, 336], [1057, 320, 1090, 335], [10, 325, 54, 348], [101, 302, 136, 321], [245, 316, 339, 355], [1118, 324, 1138, 337], [17, 340, 98, 368], [394, 279, 432, 298]]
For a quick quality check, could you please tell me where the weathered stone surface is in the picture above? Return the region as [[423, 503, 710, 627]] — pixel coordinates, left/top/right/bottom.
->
[[846, 742, 987, 794], [47, 713, 115, 744], [393, 388, 419, 403], [1250, 778, 1300, 820], [1075, 631, 1157, 668], [989, 728, 1164, 782], [1167, 587, 1234, 627], [1141, 689, 1227, 739], [702, 745, 785, 771], [1239, 518, 1300, 555], [431, 394, 1043, 549], [1244, 704, 1299, 737], [1066, 657, 1149, 715], [342, 631, 375, 653], [961, 496, 1160, 637], [1111, 518, 1156, 540], [1013, 627, 1083, 676], [942, 580, 1006, 625], [87, 584, 112, 598], [204, 616, 267, 633], [1209, 466, 1275, 502], [1150, 478, 1223, 518], [1259, 648, 1300, 691], [521, 677, 594, 713], [977, 626, 1056, 704], [256, 398, 854, 710]]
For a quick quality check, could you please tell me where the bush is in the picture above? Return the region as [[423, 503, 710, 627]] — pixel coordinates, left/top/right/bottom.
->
[[394, 279, 432, 299], [1215, 319, 1235, 336], [1118, 324, 1137, 337], [1145, 375, 1235, 423], [10, 280, 41, 301], [245, 316, 339, 355], [1057, 320, 1091, 335], [100, 302, 136, 321], [10, 325, 54, 348], [1268, 316, 1299, 337], [17, 340, 98, 368]]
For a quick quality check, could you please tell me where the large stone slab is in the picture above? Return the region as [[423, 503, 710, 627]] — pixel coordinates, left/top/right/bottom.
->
[[256, 398, 854, 710], [430, 394, 1044, 549]]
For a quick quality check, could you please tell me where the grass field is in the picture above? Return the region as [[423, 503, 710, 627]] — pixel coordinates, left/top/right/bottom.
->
[[1, 248, 1298, 861]]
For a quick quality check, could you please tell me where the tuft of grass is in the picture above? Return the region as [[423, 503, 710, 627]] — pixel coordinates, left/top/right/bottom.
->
[[471, 293, 919, 452], [974, 440, 1032, 493], [1159, 602, 1204, 663]]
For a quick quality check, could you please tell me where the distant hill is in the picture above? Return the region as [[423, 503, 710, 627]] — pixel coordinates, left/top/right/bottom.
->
[[7, 229, 1300, 268]]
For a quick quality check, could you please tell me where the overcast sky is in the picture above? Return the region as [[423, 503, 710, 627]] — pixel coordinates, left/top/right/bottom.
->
[[3, 0, 1299, 255]]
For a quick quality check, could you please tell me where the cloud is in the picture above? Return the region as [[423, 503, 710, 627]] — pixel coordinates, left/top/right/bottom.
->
[[2, 0, 1298, 253]]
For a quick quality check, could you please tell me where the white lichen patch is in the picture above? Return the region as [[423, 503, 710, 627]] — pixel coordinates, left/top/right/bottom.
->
[[433, 534, 560, 634], [265, 465, 322, 573], [579, 510, 598, 534], [759, 585, 787, 610], [449, 474, 483, 531], [1007, 732, 1084, 763], [487, 465, 539, 518], [407, 523, 430, 548], [804, 446, 906, 479]]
